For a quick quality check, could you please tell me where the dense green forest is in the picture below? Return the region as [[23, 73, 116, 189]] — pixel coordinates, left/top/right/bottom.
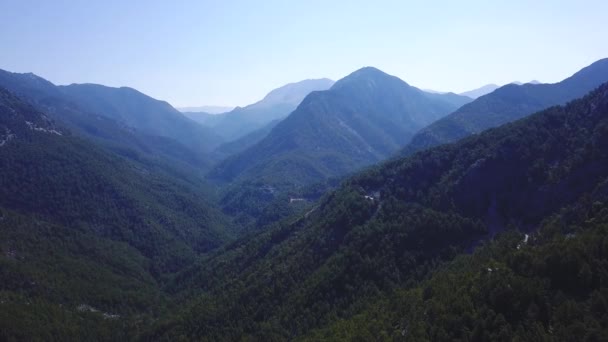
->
[[1, 65, 608, 341], [304, 189, 608, 341], [0, 86, 233, 339], [142, 82, 608, 340]]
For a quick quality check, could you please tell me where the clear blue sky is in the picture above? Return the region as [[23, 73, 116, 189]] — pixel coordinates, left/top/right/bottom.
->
[[1, 0, 607, 107]]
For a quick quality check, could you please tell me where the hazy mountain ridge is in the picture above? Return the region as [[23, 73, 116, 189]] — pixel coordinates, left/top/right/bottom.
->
[[402, 58, 608, 156], [197, 78, 335, 140], [0, 69, 216, 171], [459, 83, 500, 99], [209, 67, 471, 188], [59, 83, 224, 152]]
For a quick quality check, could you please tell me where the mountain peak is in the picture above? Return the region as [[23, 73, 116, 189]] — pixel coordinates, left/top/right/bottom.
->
[[459, 84, 500, 99], [402, 57, 608, 157], [331, 66, 410, 92], [209, 66, 470, 187], [340, 66, 395, 81]]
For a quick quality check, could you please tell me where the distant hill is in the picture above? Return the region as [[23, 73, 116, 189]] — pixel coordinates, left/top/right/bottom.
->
[[59, 83, 224, 153], [201, 78, 335, 140], [403, 58, 608, 156], [177, 105, 234, 114], [211, 119, 281, 159], [459, 83, 500, 99], [0, 69, 217, 170], [209, 67, 472, 188]]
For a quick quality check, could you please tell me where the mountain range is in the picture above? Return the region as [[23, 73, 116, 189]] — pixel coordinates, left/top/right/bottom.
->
[[209, 67, 472, 188], [59, 83, 223, 153], [402, 58, 608, 156], [0, 70, 221, 171], [2, 58, 608, 341], [148, 80, 608, 341], [189, 78, 335, 141], [459, 83, 500, 98]]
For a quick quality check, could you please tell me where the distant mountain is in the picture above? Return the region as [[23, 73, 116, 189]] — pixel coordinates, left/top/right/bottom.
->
[[209, 67, 472, 188], [59, 83, 223, 153], [459, 83, 500, 99], [403, 58, 608, 156], [151, 83, 608, 341], [202, 78, 335, 140], [177, 105, 234, 114], [0, 69, 216, 170]]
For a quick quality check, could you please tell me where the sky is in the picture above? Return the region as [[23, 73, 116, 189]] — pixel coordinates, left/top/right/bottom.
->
[[1, 0, 607, 108]]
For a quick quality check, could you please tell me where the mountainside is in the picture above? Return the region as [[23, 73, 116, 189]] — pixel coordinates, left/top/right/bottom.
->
[[0, 87, 234, 338], [0, 85, 233, 265], [148, 82, 608, 340], [0, 69, 214, 171], [403, 58, 608, 156], [200, 78, 335, 140], [459, 83, 499, 99], [305, 189, 608, 341], [59, 83, 223, 152], [209, 67, 472, 188]]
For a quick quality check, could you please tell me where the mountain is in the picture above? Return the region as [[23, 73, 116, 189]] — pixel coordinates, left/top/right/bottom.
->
[[59, 83, 223, 153], [0, 69, 215, 171], [403, 58, 608, 156], [0, 86, 233, 268], [148, 82, 608, 340], [459, 83, 500, 99], [209, 67, 472, 188], [0, 86, 234, 339], [177, 105, 233, 114], [201, 78, 335, 140], [305, 185, 608, 341]]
